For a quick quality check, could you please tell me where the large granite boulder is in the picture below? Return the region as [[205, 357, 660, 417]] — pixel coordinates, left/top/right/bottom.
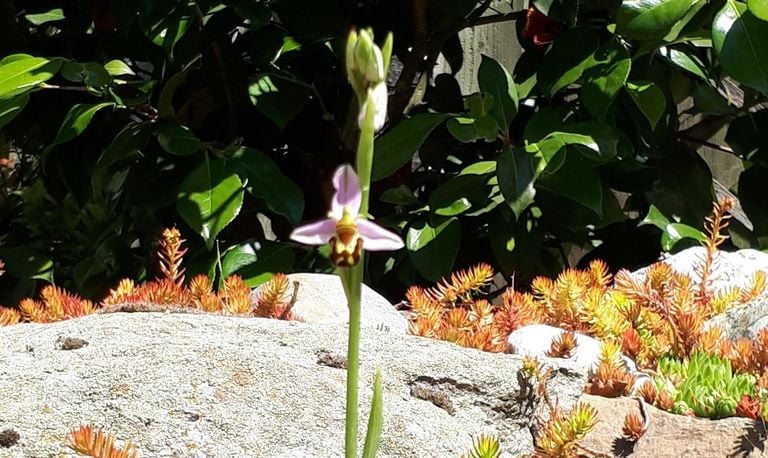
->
[[0, 312, 585, 457], [631, 246, 768, 293], [631, 247, 768, 340], [252, 273, 409, 334]]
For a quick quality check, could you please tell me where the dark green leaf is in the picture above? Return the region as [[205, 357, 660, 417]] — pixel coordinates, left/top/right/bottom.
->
[[538, 28, 599, 97], [581, 39, 631, 118], [659, 46, 707, 80], [639, 204, 706, 250], [231, 1, 273, 27], [539, 151, 603, 217], [713, 1, 768, 95], [25, 8, 65, 25], [617, 0, 704, 41], [0, 246, 53, 281], [726, 109, 768, 164], [524, 107, 575, 142], [45, 102, 114, 155], [92, 122, 152, 194], [478, 55, 518, 134], [626, 81, 666, 129], [158, 70, 189, 119], [532, 0, 579, 24], [372, 113, 449, 181], [497, 147, 537, 218], [0, 93, 29, 129], [739, 165, 768, 239], [60, 62, 111, 89], [229, 147, 304, 225], [248, 74, 311, 130], [429, 173, 491, 216], [139, 0, 196, 56], [648, 147, 713, 225], [176, 157, 245, 250], [224, 241, 296, 287], [544, 121, 620, 161], [156, 123, 202, 156], [380, 185, 419, 206], [406, 216, 461, 282], [0, 57, 62, 100], [446, 116, 498, 143]]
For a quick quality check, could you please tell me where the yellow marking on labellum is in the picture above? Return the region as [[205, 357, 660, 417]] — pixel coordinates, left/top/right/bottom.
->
[[330, 212, 363, 267]]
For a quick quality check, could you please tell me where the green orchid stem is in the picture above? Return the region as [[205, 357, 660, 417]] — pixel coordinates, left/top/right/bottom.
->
[[356, 90, 376, 216], [341, 87, 376, 458], [341, 264, 363, 458]]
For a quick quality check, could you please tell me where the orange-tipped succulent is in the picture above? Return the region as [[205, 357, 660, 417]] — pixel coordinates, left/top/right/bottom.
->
[[534, 402, 598, 457], [547, 331, 578, 358], [158, 227, 187, 287], [621, 411, 646, 441], [66, 424, 138, 458]]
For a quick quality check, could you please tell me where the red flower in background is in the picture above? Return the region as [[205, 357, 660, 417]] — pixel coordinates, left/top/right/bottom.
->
[[522, 6, 564, 48]]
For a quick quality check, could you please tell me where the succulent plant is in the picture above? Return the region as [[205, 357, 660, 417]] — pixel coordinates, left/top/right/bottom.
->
[[654, 352, 757, 419]]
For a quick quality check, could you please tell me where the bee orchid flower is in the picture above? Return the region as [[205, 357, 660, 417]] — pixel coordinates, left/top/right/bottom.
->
[[290, 164, 403, 267]]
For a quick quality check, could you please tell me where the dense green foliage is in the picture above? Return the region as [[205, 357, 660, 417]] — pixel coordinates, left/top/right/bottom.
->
[[0, 0, 767, 303]]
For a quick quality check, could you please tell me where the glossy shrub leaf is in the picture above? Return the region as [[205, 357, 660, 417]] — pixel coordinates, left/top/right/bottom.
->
[[372, 113, 449, 181], [626, 81, 666, 129], [177, 158, 244, 250], [139, 0, 196, 56], [739, 165, 768, 239], [581, 39, 631, 118], [156, 123, 202, 156], [749, 0, 768, 21], [539, 152, 603, 217], [497, 146, 537, 218], [248, 74, 311, 131], [407, 216, 461, 281], [725, 109, 768, 164], [60, 62, 111, 89], [538, 28, 599, 97], [0, 93, 29, 129], [0, 56, 62, 100], [45, 102, 114, 154], [640, 204, 706, 250], [92, 122, 152, 194], [532, 0, 579, 24], [650, 148, 713, 225], [478, 55, 518, 133], [158, 70, 189, 119], [713, 1, 768, 95], [0, 246, 53, 281], [229, 147, 304, 226], [220, 241, 295, 287], [659, 47, 708, 81], [617, 0, 703, 41], [380, 185, 419, 206], [544, 121, 620, 161], [429, 171, 493, 217], [104, 59, 135, 77], [25, 8, 65, 25], [446, 116, 498, 143]]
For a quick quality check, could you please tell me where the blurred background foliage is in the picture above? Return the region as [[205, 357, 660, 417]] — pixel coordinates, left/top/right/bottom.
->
[[0, 0, 767, 304]]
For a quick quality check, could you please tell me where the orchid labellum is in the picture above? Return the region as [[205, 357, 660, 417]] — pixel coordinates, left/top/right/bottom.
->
[[290, 164, 403, 267]]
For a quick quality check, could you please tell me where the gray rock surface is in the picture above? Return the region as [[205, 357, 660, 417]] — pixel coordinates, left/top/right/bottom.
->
[[631, 247, 768, 340], [0, 312, 586, 457], [252, 273, 408, 334], [631, 246, 768, 293], [705, 296, 768, 340]]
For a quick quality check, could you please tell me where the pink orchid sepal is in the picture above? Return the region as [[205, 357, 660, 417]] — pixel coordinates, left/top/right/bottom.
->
[[290, 165, 403, 267]]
